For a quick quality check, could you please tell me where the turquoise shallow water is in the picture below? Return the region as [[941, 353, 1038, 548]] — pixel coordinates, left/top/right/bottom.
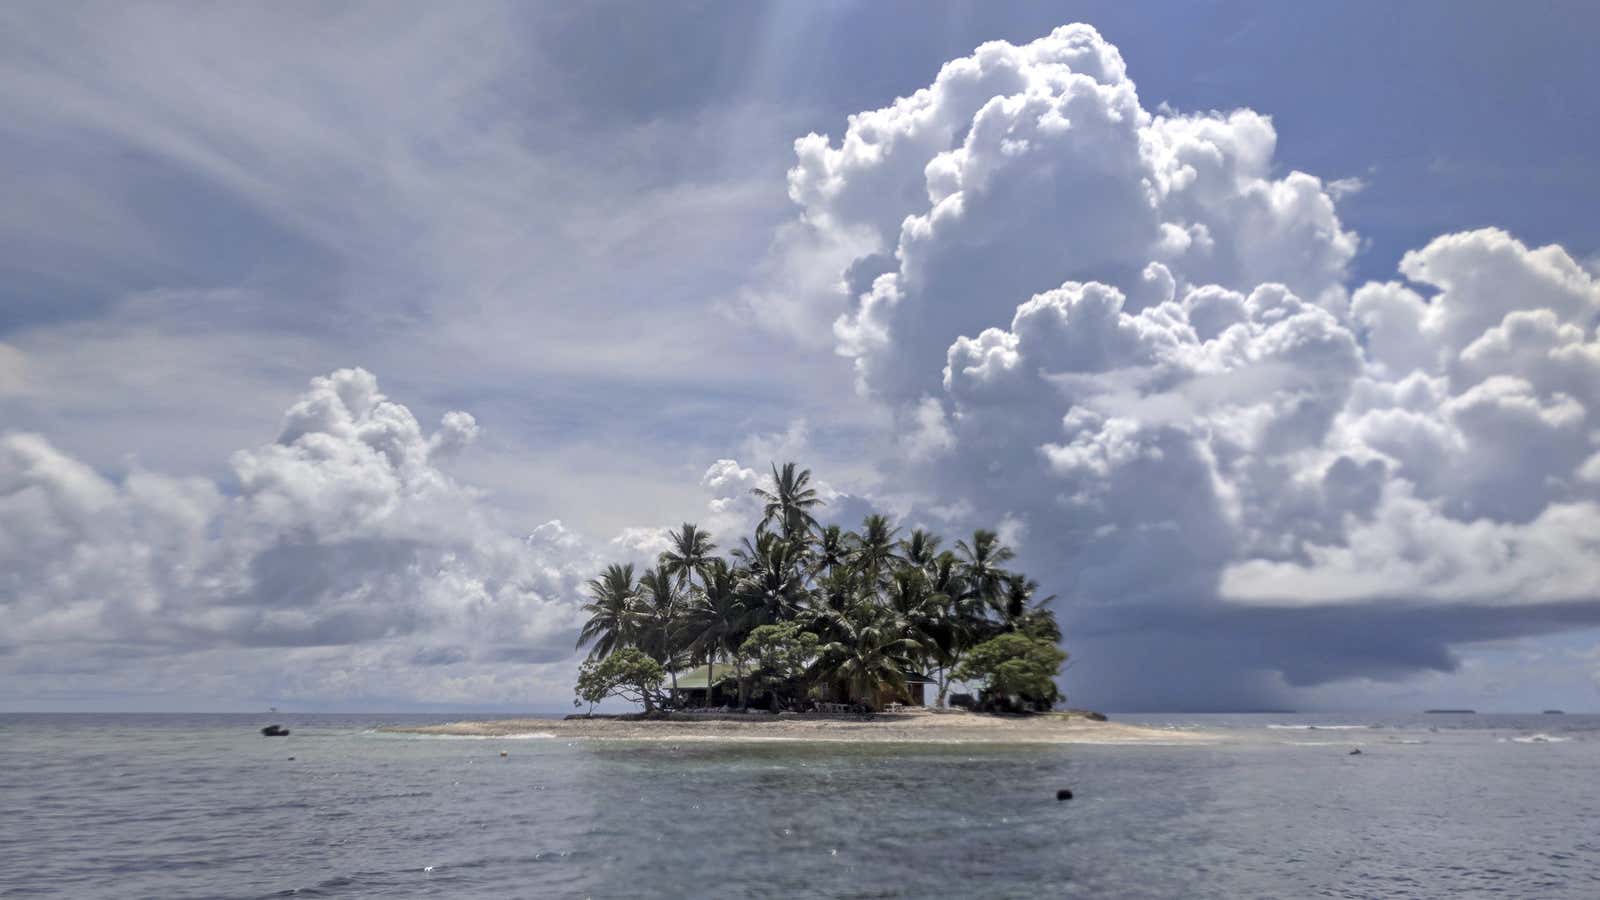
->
[[2, 712, 1598, 898]]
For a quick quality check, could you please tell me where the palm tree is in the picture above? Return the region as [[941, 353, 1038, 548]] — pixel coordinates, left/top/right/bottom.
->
[[729, 530, 811, 706], [679, 559, 749, 706], [927, 552, 970, 607], [1003, 574, 1062, 642], [811, 567, 861, 618], [884, 568, 944, 678], [735, 529, 810, 627], [901, 528, 942, 571], [751, 461, 823, 542], [812, 524, 850, 580], [576, 563, 636, 661], [956, 529, 1015, 613], [850, 514, 904, 589], [925, 551, 985, 706], [813, 602, 923, 710], [659, 522, 717, 593], [636, 567, 685, 701]]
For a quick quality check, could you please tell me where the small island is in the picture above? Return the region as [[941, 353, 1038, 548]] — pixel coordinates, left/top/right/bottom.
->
[[391, 462, 1200, 745], [572, 462, 1071, 718]]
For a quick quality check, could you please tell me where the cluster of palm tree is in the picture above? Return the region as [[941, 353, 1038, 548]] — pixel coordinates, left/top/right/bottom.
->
[[576, 463, 1063, 711]]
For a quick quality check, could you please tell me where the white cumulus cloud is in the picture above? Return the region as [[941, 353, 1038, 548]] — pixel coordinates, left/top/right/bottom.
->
[[750, 24, 1600, 706], [0, 368, 590, 707]]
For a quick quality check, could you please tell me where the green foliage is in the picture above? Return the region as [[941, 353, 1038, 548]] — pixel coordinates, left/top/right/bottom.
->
[[814, 602, 923, 710], [738, 622, 819, 706], [634, 567, 684, 665], [659, 523, 716, 590], [750, 462, 822, 540], [573, 647, 666, 713], [569, 461, 1069, 712], [953, 633, 1068, 710], [679, 558, 748, 667], [576, 563, 636, 660]]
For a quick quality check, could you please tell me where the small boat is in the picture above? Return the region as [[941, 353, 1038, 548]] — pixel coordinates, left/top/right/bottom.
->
[[261, 725, 290, 737]]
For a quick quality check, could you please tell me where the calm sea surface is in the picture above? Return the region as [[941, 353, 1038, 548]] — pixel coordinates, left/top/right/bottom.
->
[[2, 712, 1597, 898]]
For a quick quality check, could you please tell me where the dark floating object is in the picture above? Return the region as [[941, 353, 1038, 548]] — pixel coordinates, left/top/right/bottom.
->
[[1348, 748, 1362, 755], [287, 756, 296, 761], [1056, 789, 1074, 801], [1424, 709, 1475, 714], [261, 725, 290, 737], [1543, 710, 1565, 715]]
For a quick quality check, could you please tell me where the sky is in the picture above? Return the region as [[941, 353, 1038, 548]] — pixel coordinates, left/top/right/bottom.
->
[[3, 1, 1599, 712]]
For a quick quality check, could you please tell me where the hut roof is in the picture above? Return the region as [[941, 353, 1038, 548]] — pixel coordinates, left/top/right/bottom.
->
[[669, 664, 732, 690], [669, 665, 935, 689]]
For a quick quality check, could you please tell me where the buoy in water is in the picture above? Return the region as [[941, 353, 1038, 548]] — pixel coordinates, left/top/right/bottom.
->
[[1056, 788, 1074, 801], [500, 750, 508, 757]]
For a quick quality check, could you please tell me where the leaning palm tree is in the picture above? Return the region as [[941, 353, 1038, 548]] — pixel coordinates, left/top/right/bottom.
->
[[956, 529, 1015, 612], [679, 559, 750, 706], [576, 563, 637, 661], [659, 523, 717, 593], [636, 567, 686, 701], [751, 461, 823, 542]]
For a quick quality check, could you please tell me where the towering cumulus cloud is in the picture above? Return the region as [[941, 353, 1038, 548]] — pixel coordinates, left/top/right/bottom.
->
[[0, 369, 587, 706], [763, 25, 1600, 707]]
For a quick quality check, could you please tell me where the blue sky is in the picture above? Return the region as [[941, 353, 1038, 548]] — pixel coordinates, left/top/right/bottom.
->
[[3, 2, 1598, 711]]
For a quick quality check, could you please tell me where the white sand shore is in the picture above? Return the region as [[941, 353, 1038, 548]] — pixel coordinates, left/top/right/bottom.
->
[[381, 708, 1215, 745]]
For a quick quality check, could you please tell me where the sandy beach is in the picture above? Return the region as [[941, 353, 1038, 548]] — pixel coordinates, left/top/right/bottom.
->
[[380, 708, 1215, 745]]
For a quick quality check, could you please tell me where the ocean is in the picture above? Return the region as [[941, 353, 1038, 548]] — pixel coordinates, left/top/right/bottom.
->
[[2, 712, 1596, 898]]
